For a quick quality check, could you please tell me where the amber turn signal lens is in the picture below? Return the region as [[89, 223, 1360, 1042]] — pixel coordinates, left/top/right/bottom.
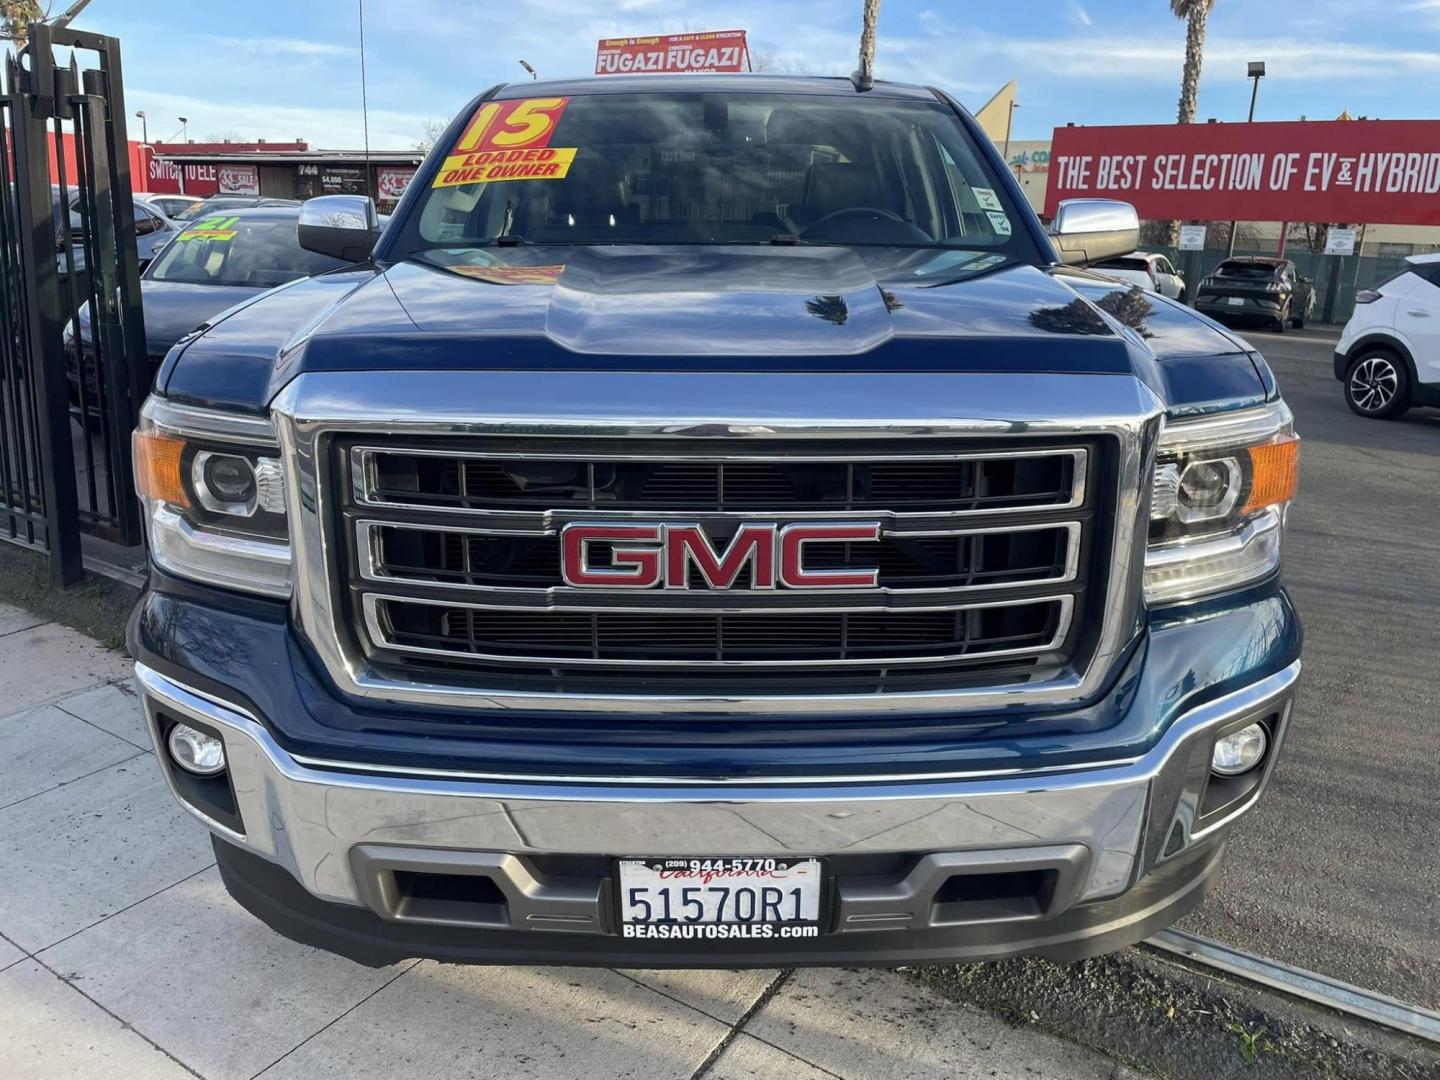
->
[[133, 431, 190, 509], [1242, 434, 1299, 514]]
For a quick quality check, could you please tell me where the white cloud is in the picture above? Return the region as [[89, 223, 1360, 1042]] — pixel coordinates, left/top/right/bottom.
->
[[203, 35, 356, 57], [1067, 1, 1093, 27]]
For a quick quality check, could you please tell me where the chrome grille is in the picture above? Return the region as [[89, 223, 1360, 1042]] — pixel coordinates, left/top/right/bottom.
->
[[335, 437, 1104, 691], [364, 597, 1072, 667], [356, 445, 1085, 516]]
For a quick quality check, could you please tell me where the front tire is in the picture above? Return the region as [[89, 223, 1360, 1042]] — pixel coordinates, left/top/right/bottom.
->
[[1345, 351, 1411, 419]]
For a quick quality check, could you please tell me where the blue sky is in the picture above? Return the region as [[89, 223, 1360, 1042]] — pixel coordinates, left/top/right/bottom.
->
[[77, 0, 1440, 150]]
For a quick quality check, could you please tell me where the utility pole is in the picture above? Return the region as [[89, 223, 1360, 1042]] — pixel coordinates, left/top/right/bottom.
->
[[1226, 61, 1265, 258]]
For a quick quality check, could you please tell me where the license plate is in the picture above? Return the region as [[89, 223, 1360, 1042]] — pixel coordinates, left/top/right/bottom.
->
[[1227, 296, 1245, 306], [618, 858, 822, 940]]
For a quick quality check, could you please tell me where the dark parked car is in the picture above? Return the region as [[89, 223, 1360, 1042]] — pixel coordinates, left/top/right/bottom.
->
[[1194, 257, 1315, 332], [172, 195, 301, 221], [66, 206, 348, 417]]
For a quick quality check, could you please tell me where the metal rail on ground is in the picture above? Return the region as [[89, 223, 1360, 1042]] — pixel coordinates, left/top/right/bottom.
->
[[1146, 929, 1440, 1045]]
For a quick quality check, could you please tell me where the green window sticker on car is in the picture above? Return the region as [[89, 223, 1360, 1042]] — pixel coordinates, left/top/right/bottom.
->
[[986, 210, 1012, 236], [177, 215, 241, 242], [974, 187, 1003, 212]]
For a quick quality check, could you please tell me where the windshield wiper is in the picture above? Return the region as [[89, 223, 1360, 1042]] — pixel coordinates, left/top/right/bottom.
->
[[492, 234, 529, 246], [766, 233, 812, 246]]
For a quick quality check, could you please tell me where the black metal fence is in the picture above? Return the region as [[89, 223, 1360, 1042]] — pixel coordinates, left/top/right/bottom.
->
[[0, 22, 146, 585]]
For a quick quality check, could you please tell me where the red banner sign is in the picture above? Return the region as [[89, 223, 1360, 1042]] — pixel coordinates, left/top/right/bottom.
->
[[376, 166, 416, 203], [1045, 120, 1440, 226], [147, 158, 220, 197], [218, 164, 259, 196], [595, 30, 748, 75]]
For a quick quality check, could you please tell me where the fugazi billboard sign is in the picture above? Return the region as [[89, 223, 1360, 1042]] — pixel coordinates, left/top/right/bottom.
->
[[1045, 120, 1440, 226], [595, 30, 749, 76]]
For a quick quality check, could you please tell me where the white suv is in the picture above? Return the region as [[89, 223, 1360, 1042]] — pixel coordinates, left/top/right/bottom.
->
[[1334, 253, 1440, 419]]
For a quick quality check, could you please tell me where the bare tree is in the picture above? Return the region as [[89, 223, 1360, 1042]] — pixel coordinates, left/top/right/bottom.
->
[[416, 119, 448, 153], [1289, 221, 1330, 254], [748, 51, 807, 74]]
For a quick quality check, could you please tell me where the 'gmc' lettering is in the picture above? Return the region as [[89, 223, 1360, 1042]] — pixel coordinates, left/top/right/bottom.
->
[[560, 522, 881, 590]]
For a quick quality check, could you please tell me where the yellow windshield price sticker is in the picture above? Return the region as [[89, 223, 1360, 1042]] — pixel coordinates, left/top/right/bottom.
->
[[433, 97, 578, 188], [177, 215, 240, 242], [435, 147, 577, 188]]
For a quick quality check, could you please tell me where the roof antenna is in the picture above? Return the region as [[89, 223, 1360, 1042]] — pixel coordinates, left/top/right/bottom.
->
[[851, 0, 880, 91], [357, 0, 374, 202]]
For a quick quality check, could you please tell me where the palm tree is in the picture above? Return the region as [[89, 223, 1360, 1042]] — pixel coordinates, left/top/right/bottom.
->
[[1171, 0, 1216, 125], [1157, 0, 1216, 245], [1, 1, 45, 44], [857, 0, 881, 86]]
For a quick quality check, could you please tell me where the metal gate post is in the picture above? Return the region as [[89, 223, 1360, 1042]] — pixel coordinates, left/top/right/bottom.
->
[[81, 38, 148, 433], [12, 24, 83, 585]]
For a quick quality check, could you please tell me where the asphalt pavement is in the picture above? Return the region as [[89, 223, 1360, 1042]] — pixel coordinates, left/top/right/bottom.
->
[[1179, 325, 1440, 1011]]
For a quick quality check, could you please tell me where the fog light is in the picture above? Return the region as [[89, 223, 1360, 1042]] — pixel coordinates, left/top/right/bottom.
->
[[1211, 723, 1267, 776], [168, 723, 226, 776]]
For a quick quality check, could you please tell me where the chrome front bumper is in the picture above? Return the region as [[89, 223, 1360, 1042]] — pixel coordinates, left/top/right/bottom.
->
[[136, 660, 1298, 933]]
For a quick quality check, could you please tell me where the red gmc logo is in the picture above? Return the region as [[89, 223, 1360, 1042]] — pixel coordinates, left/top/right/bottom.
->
[[560, 522, 882, 590]]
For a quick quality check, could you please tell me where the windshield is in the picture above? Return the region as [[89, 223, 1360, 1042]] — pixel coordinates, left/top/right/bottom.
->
[[396, 91, 1040, 261], [147, 215, 347, 287]]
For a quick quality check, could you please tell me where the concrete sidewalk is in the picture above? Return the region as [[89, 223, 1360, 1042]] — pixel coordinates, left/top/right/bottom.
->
[[0, 600, 1135, 1080]]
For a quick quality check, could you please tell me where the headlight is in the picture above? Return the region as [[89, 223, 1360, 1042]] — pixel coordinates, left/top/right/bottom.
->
[[133, 397, 291, 597], [1145, 401, 1298, 604]]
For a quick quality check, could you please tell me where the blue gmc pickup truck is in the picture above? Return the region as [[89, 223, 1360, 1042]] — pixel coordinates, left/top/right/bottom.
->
[[129, 74, 1301, 967]]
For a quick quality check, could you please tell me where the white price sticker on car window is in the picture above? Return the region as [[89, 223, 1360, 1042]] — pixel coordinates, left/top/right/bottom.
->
[[986, 210, 1012, 236], [974, 187, 1002, 211]]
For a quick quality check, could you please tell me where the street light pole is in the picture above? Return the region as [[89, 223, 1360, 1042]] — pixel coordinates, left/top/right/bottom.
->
[[134, 110, 147, 144], [1226, 61, 1265, 258], [1002, 100, 1019, 164]]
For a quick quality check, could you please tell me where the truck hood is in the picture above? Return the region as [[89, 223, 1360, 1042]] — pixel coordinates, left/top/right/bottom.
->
[[140, 280, 268, 357], [158, 245, 1265, 415]]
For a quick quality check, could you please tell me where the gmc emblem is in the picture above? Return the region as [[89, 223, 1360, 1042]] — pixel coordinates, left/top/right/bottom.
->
[[560, 522, 882, 590]]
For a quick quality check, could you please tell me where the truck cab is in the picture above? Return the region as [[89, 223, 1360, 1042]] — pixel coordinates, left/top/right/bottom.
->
[[129, 75, 1300, 967]]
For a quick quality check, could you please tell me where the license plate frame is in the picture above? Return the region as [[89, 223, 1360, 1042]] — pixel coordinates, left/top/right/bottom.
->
[[1226, 296, 1245, 306], [616, 857, 824, 940]]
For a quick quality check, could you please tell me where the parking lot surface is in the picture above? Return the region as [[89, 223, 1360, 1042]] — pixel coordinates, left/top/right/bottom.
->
[[1180, 327, 1440, 1010]]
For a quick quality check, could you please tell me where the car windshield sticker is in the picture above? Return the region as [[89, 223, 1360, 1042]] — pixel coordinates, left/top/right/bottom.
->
[[974, 187, 1002, 212], [963, 253, 1009, 272], [447, 264, 566, 285], [986, 210, 1012, 236], [177, 215, 240, 242], [434, 97, 577, 188]]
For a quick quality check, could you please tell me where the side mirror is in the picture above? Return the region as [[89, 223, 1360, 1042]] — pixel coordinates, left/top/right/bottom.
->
[[1048, 199, 1141, 266], [297, 195, 380, 262]]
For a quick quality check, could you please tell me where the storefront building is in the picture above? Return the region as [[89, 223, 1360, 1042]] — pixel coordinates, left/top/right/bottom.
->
[[144, 143, 423, 213]]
